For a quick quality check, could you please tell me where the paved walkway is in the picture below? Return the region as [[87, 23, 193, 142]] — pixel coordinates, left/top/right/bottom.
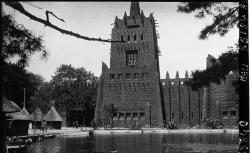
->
[[28, 127, 239, 136]]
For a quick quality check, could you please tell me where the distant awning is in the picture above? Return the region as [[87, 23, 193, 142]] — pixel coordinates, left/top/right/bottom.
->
[[2, 96, 21, 113]]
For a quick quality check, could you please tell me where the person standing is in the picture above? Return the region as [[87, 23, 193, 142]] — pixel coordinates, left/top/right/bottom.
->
[[76, 121, 79, 129], [72, 121, 75, 129], [9, 120, 13, 138], [41, 120, 46, 133]]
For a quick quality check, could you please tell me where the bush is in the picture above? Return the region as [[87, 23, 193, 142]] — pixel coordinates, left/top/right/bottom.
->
[[203, 117, 223, 129], [165, 122, 178, 129], [90, 119, 97, 130]]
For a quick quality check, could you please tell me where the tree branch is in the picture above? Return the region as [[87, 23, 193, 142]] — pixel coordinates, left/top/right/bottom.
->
[[46, 10, 65, 22], [4, 1, 124, 43], [23, 2, 43, 9]]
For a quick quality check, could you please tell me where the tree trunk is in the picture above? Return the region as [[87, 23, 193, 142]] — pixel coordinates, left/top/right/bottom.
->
[[110, 117, 113, 128], [1, 112, 7, 153], [66, 109, 69, 127]]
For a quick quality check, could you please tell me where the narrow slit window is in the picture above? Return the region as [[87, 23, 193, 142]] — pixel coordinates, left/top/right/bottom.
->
[[110, 74, 115, 80], [182, 112, 183, 119], [121, 36, 124, 41], [141, 34, 143, 40], [134, 35, 137, 41], [127, 35, 130, 41], [192, 112, 193, 118], [172, 112, 174, 119]]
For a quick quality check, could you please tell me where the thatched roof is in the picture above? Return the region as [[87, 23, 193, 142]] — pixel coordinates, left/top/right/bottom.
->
[[22, 107, 30, 116], [44, 106, 63, 121], [6, 108, 31, 120], [30, 107, 44, 121], [2, 96, 21, 113]]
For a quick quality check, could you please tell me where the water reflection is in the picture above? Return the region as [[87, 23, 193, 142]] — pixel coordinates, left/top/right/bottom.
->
[[28, 132, 238, 153]]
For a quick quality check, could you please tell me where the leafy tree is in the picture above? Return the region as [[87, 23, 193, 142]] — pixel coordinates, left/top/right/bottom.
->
[[186, 44, 239, 93], [50, 64, 98, 126], [2, 10, 49, 153], [102, 103, 118, 128], [177, 2, 239, 93], [178, 3, 239, 123], [177, 2, 239, 40], [2, 11, 49, 67], [2, 10, 48, 110], [29, 82, 53, 113], [2, 61, 45, 110]]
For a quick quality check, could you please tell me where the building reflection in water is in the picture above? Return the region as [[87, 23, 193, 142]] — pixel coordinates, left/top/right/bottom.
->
[[28, 132, 238, 153]]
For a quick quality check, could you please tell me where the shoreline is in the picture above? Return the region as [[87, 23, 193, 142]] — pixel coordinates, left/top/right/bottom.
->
[[28, 127, 239, 136]]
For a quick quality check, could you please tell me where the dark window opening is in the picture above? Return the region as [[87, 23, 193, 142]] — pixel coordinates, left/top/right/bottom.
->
[[126, 113, 131, 120], [127, 35, 130, 41], [141, 34, 143, 41], [126, 50, 138, 66], [126, 73, 131, 79], [142, 73, 147, 79], [121, 36, 124, 41], [201, 112, 202, 119], [140, 112, 145, 120], [222, 111, 228, 119], [231, 111, 236, 117], [119, 113, 124, 120], [128, 25, 140, 28], [192, 112, 193, 118], [118, 74, 123, 80], [113, 113, 117, 120], [133, 113, 138, 120], [134, 35, 137, 41], [134, 73, 139, 79], [182, 112, 183, 119], [110, 74, 115, 80], [172, 112, 174, 119]]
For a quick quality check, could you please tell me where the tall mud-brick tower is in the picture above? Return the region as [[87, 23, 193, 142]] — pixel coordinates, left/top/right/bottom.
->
[[94, 2, 165, 127]]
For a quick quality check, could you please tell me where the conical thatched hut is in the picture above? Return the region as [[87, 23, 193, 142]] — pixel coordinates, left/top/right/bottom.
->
[[6, 108, 31, 136], [2, 97, 21, 113], [44, 106, 63, 129], [30, 107, 44, 128]]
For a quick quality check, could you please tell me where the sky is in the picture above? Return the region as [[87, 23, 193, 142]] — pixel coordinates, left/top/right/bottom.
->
[[3, 2, 239, 81]]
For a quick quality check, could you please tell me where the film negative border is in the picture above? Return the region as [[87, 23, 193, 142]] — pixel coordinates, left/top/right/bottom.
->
[[239, 1, 249, 153]]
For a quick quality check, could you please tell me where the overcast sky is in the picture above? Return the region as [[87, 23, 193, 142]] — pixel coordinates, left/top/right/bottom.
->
[[3, 2, 239, 81]]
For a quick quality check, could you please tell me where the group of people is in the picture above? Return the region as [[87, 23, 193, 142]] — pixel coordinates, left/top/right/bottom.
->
[[41, 120, 47, 133], [72, 121, 79, 129]]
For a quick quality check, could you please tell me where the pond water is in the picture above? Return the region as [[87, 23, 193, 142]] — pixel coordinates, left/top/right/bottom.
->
[[28, 132, 239, 153]]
